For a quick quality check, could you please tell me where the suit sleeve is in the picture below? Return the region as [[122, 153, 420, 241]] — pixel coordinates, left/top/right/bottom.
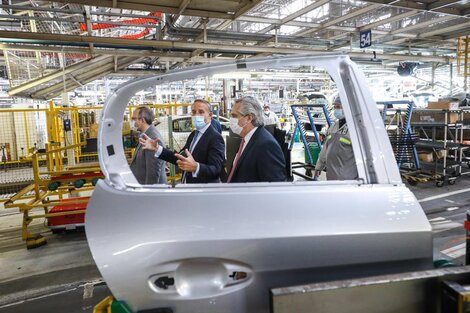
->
[[257, 139, 286, 182], [157, 132, 192, 165], [196, 134, 225, 180], [158, 147, 178, 165]]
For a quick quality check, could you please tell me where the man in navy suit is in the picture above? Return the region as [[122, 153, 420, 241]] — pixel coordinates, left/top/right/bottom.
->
[[140, 99, 225, 183], [227, 96, 286, 183]]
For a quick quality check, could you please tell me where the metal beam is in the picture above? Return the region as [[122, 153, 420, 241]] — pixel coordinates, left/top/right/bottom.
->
[[233, 0, 263, 19], [420, 20, 470, 37], [443, 27, 470, 39], [8, 55, 110, 95], [295, 4, 382, 36], [330, 10, 420, 40], [0, 43, 191, 59], [427, 0, 462, 11], [0, 30, 451, 62], [258, 0, 330, 34], [389, 15, 455, 35], [0, 13, 160, 29], [357, 0, 464, 17], [84, 6, 94, 55], [384, 37, 412, 45], [31, 56, 138, 99], [173, 0, 192, 21], [359, 10, 419, 31], [377, 15, 456, 43], [0, 3, 157, 20], [50, 0, 233, 19], [216, 0, 264, 31], [381, 19, 467, 43]]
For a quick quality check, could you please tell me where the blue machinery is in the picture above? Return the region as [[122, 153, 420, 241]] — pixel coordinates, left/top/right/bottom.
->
[[290, 103, 332, 179], [378, 100, 420, 170]]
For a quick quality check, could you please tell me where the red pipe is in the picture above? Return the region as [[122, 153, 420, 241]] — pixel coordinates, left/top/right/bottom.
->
[[79, 12, 161, 33]]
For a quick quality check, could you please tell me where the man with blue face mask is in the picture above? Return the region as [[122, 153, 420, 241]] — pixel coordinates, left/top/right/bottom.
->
[[314, 95, 358, 181], [140, 99, 225, 183]]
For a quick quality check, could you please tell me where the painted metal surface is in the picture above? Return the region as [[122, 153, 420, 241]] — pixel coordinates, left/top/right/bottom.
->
[[271, 265, 470, 313], [86, 54, 433, 313]]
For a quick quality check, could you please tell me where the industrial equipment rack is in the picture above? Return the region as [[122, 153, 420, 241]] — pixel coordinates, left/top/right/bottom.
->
[[410, 109, 467, 186], [289, 103, 332, 179]]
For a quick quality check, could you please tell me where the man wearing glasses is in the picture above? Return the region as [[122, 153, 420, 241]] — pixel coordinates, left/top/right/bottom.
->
[[130, 106, 166, 184]]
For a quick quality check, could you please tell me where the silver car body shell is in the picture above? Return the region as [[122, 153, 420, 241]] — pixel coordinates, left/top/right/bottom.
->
[[86, 54, 432, 313]]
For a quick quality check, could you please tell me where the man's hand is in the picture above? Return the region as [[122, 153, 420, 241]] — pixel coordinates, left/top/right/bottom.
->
[[175, 149, 198, 172], [139, 134, 159, 151], [313, 170, 321, 181]]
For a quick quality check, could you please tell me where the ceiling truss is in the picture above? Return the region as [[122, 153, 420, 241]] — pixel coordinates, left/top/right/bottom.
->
[[0, 0, 466, 99]]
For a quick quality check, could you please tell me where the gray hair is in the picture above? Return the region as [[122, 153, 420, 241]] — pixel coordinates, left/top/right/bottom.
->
[[236, 96, 264, 127], [193, 99, 212, 113], [136, 106, 154, 125]]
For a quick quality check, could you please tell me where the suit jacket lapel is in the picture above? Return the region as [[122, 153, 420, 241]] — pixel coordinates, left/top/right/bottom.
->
[[233, 128, 260, 174], [132, 127, 151, 163], [131, 143, 141, 164], [184, 131, 196, 153]]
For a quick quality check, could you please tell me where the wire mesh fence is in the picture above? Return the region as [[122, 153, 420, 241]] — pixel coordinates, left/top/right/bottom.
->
[[4, 50, 91, 89], [0, 109, 49, 195], [0, 103, 195, 197]]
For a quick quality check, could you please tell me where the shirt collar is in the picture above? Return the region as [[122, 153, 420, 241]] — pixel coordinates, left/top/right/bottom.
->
[[243, 126, 258, 145]]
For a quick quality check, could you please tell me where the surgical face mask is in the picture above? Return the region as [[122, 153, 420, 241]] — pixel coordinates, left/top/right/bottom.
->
[[131, 120, 139, 131], [264, 110, 269, 116], [334, 109, 344, 120], [192, 115, 206, 130], [230, 117, 244, 135]]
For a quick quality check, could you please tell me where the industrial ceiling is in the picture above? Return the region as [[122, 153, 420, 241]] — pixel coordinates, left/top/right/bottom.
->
[[0, 0, 468, 99]]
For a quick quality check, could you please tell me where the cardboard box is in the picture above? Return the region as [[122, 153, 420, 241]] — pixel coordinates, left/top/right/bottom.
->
[[435, 150, 446, 159], [411, 111, 459, 124], [418, 152, 433, 163], [427, 101, 459, 110], [463, 111, 470, 123], [89, 123, 99, 138]]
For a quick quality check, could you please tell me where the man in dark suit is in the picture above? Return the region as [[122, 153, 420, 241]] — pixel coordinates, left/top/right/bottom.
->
[[227, 96, 286, 183], [130, 106, 166, 185], [140, 99, 225, 184]]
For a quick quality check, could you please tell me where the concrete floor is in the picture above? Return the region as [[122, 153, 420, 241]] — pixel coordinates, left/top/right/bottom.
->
[[0, 206, 108, 312], [1, 159, 470, 312]]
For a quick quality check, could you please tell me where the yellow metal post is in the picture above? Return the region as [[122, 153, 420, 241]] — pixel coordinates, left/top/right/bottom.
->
[[72, 108, 81, 163], [32, 152, 40, 200], [22, 111, 30, 152]]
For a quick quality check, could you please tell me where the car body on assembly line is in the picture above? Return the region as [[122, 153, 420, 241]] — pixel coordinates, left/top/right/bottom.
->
[[156, 115, 230, 151], [86, 54, 432, 313]]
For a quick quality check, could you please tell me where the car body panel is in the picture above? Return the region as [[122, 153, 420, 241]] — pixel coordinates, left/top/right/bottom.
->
[[86, 54, 432, 313], [87, 181, 431, 312]]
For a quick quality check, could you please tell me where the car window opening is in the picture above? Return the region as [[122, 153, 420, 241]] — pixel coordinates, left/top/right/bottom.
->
[[127, 82, 361, 187]]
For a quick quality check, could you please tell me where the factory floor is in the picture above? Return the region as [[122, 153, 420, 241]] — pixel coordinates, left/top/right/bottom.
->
[[1, 163, 470, 312]]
